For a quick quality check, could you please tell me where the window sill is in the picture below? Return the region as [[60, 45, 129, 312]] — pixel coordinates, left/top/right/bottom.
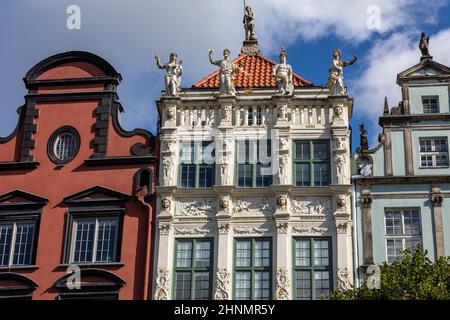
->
[[57, 262, 125, 268], [419, 166, 449, 169], [0, 265, 39, 271]]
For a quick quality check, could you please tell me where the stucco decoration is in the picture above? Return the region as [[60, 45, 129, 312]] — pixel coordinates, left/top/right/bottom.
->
[[214, 268, 231, 300], [162, 137, 177, 153], [276, 223, 288, 233], [209, 49, 240, 96], [233, 225, 270, 235], [218, 223, 230, 234], [359, 161, 372, 177], [334, 137, 346, 151], [278, 153, 289, 184], [327, 49, 357, 96], [176, 199, 216, 216], [155, 53, 183, 97], [291, 198, 332, 215], [162, 157, 174, 186], [154, 269, 170, 300], [336, 222, 349, 234], [275, 267, 290, 300], [336, 268, 351, 292], [158, 224, 170, 235], [233, 197, 274, 215], [273, 48, 294, 95], [174, 226, 211, 235], [334, 153, 346, 184], [292, 225, 328, 235]]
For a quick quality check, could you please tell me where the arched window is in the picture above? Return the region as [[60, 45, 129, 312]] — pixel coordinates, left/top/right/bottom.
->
[[48, 126, 80, 164]]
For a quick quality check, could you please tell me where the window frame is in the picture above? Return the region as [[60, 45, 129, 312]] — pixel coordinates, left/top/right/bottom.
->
[[173, 238, 214, 300], [179, 141, 215, 188], [292, 237, 333, 300], [418, 137, 449, 168], [233, 237, 273, 300], [63, 209, 124, 265], [422, 96, 439, 114], [384, 208, 422, 264], [236, 139, 273, 188], [0, 220, 37, 267], [47, 126, 81, 165], [293, 140, 330, 187]]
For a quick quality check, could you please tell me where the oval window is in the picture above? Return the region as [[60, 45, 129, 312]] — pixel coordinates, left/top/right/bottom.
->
[[48, 127, 80, 164]]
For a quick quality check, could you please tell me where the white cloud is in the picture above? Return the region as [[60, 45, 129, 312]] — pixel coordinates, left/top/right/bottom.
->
[[350, 28, 450, 145]]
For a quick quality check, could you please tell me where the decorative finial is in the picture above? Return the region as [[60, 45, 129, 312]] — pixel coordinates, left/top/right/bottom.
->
[[383, 96, 389, 115], [419, 32, 432, 61], [241, 5, 260, 55]]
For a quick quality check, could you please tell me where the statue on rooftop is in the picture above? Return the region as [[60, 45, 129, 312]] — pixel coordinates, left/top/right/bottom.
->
[[243, 6, 257, 41], [208, 49, 240, 96], [273, 48, 294, 95], [419, 32, 431, 58], [327, 49, 357, 96], [359, 124, 369, 151], [155, 53, 183, 97]]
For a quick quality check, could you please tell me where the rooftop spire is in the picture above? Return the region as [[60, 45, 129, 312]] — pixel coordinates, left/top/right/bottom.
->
[[383, 96, 389, 115], [241, 5, 260, 55]]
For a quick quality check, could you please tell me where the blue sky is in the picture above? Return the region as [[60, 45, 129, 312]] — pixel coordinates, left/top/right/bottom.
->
[[1, 0, 450, 152]]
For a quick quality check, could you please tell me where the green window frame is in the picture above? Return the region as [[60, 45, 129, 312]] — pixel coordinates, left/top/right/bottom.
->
[[233, 238, 272, 300], [236, 140, 272, 188], [173, 238, 213, 300], [179, 141, 215, 188], [293, 140, 330, 186], [292, 237, 332, 300]]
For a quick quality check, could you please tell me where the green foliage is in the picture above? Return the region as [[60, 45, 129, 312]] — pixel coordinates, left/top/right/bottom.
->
[[330, 245, 450, 300]]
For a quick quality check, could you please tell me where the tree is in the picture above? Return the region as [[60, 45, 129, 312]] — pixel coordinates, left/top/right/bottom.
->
[[330, 245, 450, 300]]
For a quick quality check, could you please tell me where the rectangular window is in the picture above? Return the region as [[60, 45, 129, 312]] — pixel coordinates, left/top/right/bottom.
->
[[248, 107, 262, 126], [70, 218, 118, 263], [180, 141, 215, 188], [237, 140, 272, 187], [174, 239, 213, 300], [293, 237, 332, 300], [294, 141, 329, 186], [422, 96, 439, 114], [234, 238, 272, 300], [0, 221, 36, 267], [419, 138, 449, 168], [385, 209, 422, 263]]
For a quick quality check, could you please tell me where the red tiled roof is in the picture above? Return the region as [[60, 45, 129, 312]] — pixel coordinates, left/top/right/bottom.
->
[[193, 53, 313, 89]]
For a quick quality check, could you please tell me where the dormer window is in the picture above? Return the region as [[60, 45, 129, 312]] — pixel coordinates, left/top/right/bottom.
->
[[48, 126, 80, 164], [422, 96, 439, 114]]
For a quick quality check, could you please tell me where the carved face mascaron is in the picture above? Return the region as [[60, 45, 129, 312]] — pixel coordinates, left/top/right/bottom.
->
[[161, 198, 171, 210], [219, 198, 229, 209]]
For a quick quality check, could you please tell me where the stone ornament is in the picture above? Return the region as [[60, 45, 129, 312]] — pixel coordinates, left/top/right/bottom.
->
[[276, 223, 288, 234], [158, 224, 170, 234], [155, 53, 183, 97], [162, 157, 174, 186], [336, 222, 348, 234], [243, 6, 257, 41], [336, 268, 351, 292], [419, 32, 431, 59], [327, 49, 357, 96], [219, 197, 229, 210], [161, 197, 171, 211], [214, 268, 231, 300], [176, 199, 215, 216], [233, 197, 274, 215], [166, 106, 176, 121], [154, 268, 170, 300], [359, 161, 372, 177], [334, 137, 346, 151], [334, 154, 346, 184], [277, 105, 288, 121], [336, 194, 347, 210], [174, 226, 210, 235], [209, 49, 240, 96], [292, 225, 328, 235], [275, 267, 290, 300], [218, 224, 230, 234], [278, 154, 289, 184], [273, 48, 294, 95], [277, 195, 288, 210], [291, 198, 332, 216], [222, 105, 232, 122], [233, 226, 270, 235]]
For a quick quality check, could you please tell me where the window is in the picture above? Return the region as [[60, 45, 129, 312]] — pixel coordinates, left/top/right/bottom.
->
[[0, 221, 36, 267], [180, 141, 215, 188], [70, 218, 119, 264], [293, 238, 332, 300], [234, 238, 272, 300], [237, 140, 272, 187], [294, 141, 329, 186], [419, 138, 449, 167], [248, 107, 262, 126], [174, 239, 213, 300], [48, 126, 80, 164], [422, 96, 439, 114], [385, 209, 422, 263]]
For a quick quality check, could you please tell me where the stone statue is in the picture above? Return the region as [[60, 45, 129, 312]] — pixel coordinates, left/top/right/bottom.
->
[[419, 32, 431, 58], [155, 53, 183, 97], [335, 154, 346, 184], [327, 49, 357, 96], [162, 157, 173, 186], [273, 48, 294, 95], [243, 6, 257, 41], [209, 49, 240, 96], [359, 124, 369, 151]]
